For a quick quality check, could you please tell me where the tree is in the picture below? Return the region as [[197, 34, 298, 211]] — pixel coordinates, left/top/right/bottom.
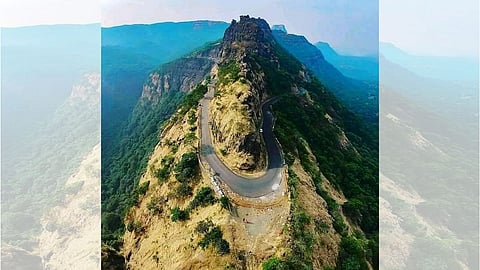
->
[[174, 152, 198, 182], [138, 181, 150, 195], [102, 212, 122, 232], [189, 187, 216, 210], [175, 183, 193, 198], [156, 166, 170, 182], [262, 257, 286, 270], [195, 219, 214, 234], [170, 207, 189, 222], [146, 197, 163, 214], [219, 196, 230, 210], [215, 239, 230, 255]]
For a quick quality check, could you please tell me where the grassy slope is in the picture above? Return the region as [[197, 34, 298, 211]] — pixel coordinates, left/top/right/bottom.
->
[[255, 44, 378, 269]]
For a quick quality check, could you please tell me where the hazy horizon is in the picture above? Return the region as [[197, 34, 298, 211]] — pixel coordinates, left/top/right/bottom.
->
[[3, 21, 478, 60], [380, 0, 478, 58], [101, 0, 379, 56]]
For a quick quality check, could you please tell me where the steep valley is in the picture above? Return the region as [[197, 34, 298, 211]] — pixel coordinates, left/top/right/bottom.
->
[[102, 16, 378, 270]]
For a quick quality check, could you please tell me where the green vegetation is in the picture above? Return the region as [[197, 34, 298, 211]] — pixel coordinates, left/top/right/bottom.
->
[[253, 43, 378, 268], [284, 169, 314, 268], [195, 219, 215, 234], [174, 152, 199, 183], [195, 220, 230, 255], [261, 169, 315, 269], [170, 207, 189, 222], [170, 187, 217, 222], [337, 236, 370, 270], [102, 83, 207, 248], [155, 166, 171, 183], [219, 196, 231, 210], [146, 196, 163, 215], [126, 220, 143, 234], [217, 61, 241, 86], [155, 155, 174, 183], [138, 181, 150, 196], [272, 31, 378, 125], [175, 182, 193, 198], [184, 132, 197, 144], [262, 257, 285, 270], [187, 111, 197, 125], [187, 187, 217, 211], [122, 181, 151, 218], [173, 84, 208, 121]]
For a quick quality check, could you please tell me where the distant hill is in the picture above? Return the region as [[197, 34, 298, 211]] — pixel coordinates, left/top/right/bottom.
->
[[315, 41, 378, 82], [380, 56, 478, 125], [380, 70, 478, 270], [2, 24, 100, 140], [102, 20, 229, 120], [2, 24, 100, 268], [101, 21, 229, 174], [272, 30, 378, 124], [379, 42, 479, 83]]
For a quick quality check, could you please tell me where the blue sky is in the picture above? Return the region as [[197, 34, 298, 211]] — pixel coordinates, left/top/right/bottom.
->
[[101, 0, 379, 56], [0, 0, 99, 27], [380, 0, 478, 57], [2, 0, 478, 57]]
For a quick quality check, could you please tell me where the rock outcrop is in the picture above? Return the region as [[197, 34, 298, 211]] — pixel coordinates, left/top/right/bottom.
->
[[271, 24, 287, 33], [141, 45, 221, 104], [118, 15, 378, 270]]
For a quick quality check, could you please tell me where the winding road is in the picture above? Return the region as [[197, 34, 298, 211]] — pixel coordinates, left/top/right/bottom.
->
[[199, 85, 284, 198]]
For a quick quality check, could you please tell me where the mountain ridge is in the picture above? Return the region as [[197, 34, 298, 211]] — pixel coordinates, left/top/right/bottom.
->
[[102, 16, 378, 269], [273, 30, 378, 124], [315, 41, 379, 82]]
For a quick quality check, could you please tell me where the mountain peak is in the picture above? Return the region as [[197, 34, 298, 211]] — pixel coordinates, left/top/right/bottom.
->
[[224, 15, 274, 44], [314, 41, 339, 58], [221, 16, 275, 59], [271, 24, 287, 33]]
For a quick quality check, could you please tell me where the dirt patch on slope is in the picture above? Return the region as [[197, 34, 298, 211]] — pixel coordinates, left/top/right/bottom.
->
[[123, 106, 290, 270]]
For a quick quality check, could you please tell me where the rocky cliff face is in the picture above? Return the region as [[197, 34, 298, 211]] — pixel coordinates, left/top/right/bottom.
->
[[117, 15, 378, 269], [207, 16, 280, 173], [37, 144, 100, 270], [221, 15, 275, 59], [271, 24, 287, 33], [141, 45, 221, 104], [272, 30, 342, 84], [209, 70, 267, 172], [138, 16, 272, 173]]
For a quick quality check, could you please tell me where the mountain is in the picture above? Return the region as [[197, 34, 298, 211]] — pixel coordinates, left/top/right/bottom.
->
[[380, 56, 478, 125], [101, 21, 229, 172], [314, 42, 338, 59], [379, 42, 478, 268], [272, 30, 378, 124], [271, 24, 287, 33], [380, 88, 478, 269], [2, 74, 100, 266], [1, 24, 100, 153], [379, 42, 479, 83], [101, 20, 228, 146], [315, 41, 379, 82], [2, 24, 100, 269], [102, 15, 378, 269]]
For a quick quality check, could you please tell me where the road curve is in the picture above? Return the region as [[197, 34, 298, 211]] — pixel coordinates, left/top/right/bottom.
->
[[199, 86, 284, 198]]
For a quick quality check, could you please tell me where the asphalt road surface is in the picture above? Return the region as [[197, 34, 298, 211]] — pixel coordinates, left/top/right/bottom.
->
[[199, 87, 284, 198]]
